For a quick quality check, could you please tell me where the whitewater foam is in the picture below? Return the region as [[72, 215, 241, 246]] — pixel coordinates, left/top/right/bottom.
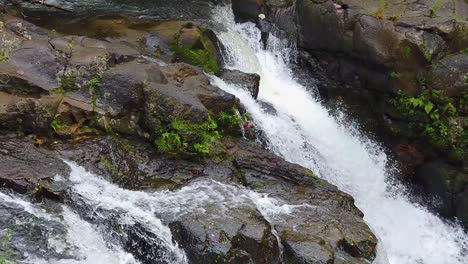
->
[[211, 5, 468, 264]]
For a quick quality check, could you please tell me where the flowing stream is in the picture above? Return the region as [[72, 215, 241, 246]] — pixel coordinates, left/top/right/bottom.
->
[[210, 5, 468, 264], [0, 161, 300, 263]]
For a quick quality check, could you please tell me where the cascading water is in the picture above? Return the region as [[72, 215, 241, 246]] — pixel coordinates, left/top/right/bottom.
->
[[210, 5, 468, 264], [0, 160, 305, 263]]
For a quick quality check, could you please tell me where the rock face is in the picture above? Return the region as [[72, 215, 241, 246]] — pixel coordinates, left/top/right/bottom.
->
[[0, 136, 70, 199], [0, 8, 378, 263], [239, 0, 468, 227], [232, 0, 264, 23], [416, 160, 468, 227]]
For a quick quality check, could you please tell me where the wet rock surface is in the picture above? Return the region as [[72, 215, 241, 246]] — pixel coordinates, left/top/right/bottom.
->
[[0, 2, 381, 263]]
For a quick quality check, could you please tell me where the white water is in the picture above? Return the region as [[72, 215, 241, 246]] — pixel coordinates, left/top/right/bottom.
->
[[211, 5, 468, 264], [1, 162, 306, 263], [0, 192, 138, 264]]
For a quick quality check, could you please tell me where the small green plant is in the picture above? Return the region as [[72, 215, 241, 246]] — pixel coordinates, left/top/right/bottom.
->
[[429, 0, 446, 17], [155, 117, 221, 156], [83, 70, 105, 109], [0, 52, 7, 62], [50, 114, 67, 132], [219, 109, 244, 128], [51, 73, 79, 94], [423, 51, 432, 62], [243, 112, 253, 121], [0, 228, 16, 264], [390, 89, 465, 154], [401, 46, 411, 59], [389, 71, 399, 79]]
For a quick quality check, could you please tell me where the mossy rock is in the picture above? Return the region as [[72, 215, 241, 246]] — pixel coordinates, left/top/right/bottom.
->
[[171, 23, 220, 74]]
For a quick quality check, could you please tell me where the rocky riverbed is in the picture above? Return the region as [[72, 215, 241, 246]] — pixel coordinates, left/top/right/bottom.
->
[[0, 1, 380, 263]]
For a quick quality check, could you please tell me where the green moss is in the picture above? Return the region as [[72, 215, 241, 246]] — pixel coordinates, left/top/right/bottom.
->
[[304, 169, 318, 178], [251, 182, 264, 189], [171, 31, 219, 74], [423, 51, 432, 62], [429, 0, 446, 17], [100, 155, 123, 178]]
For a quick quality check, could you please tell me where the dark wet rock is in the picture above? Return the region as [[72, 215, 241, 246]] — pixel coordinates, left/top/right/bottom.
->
[[1, 40, 64, 92], [0, 136, 70, 199], [428, 54, 468, 97], [232, 0, 264, 23], [0, 91, 62, 133], [392, 142, 429, 178], [170, 206, 279, 264], [220, 69, 260, 99], [415, 160, 468, 228], [224, 138, 377, 262]]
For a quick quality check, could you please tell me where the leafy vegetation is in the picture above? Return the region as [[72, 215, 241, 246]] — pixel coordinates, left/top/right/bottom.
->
[[50, 114, 67, 132], [50, 73, 79, 94], [155, 117, 221, 156], [390, 89, 466, 157], [0, 228, 15, 264], [155, 110, 247, 157], [82, 70, 105, 109], [218, 108, 244, 132]]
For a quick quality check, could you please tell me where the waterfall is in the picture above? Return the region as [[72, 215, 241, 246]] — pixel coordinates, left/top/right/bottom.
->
[[211, 5, 468, 264]]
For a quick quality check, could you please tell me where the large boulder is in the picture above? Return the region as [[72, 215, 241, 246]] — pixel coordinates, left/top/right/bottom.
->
[[220, 69, 260, 99]]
